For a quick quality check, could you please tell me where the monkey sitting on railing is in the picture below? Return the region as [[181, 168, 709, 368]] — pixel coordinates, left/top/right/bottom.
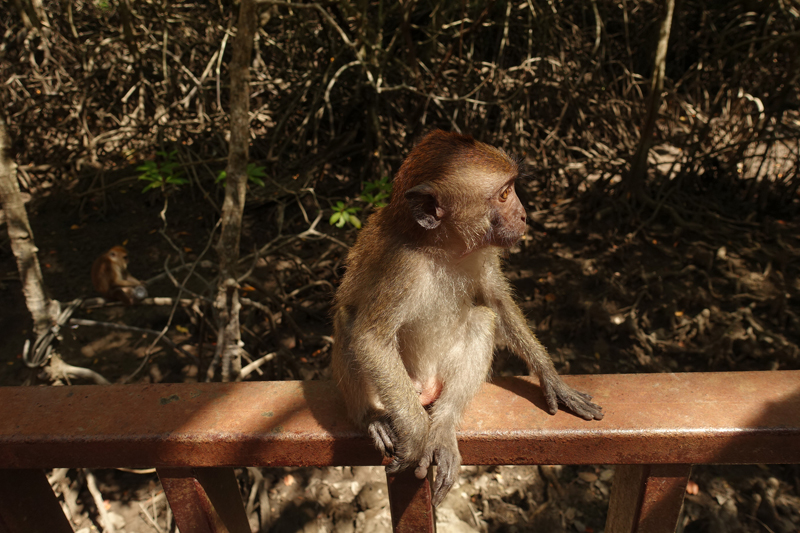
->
[[332, 130, 604, 506]]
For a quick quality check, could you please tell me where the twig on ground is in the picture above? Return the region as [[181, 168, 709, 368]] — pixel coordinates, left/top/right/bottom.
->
[[116, 468, 156, 475], [238, 351, 278, 380], [137, 500, 164, 533], [23, 298, 83, 368], [85, 469, 115, 533], [81, 296, 204, 309], [48, 468, 80, 524], [46, 357, 111, 385], [69, 318, 198, 364]]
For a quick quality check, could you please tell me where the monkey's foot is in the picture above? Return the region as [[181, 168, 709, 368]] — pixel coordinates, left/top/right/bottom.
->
[[542, 377, 604, 421], [367, 417, 399, 456], [413, 430, 461, 507]]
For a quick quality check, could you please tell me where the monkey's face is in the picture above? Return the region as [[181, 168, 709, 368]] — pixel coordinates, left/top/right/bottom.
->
[[437, 173, 526, 252], [399, 134, 527, 253], [483, 179, 527, 248], [403, 170, 527, 253], [108, 246, 130, 268]]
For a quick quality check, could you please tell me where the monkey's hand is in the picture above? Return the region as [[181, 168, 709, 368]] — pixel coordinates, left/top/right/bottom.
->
[[540, 371, 604, 421], [374, 409, 431, 474], [413, 425, 461, 507], [367, 416, 399, 457]]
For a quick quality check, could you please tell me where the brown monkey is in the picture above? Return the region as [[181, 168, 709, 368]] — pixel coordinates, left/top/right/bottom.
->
[[332, 130, 603, 506], [91, 246, 147, 305]]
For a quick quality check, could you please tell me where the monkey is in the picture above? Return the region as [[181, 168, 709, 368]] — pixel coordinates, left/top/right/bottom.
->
[[331, 130, 603, 506], [91, 246, 148, 305]]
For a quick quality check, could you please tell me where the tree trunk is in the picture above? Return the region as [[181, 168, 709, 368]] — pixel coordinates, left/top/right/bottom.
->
[[213, 0, 258, 382], [626, 0, 675, 193], [0, 111, 58, 340]]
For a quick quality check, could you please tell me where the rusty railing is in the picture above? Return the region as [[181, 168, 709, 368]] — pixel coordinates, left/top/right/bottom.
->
[[1, 370, 799, 532]]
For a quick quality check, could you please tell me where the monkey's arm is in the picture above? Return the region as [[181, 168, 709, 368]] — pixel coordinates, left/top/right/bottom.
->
[[114, 273, 143, 287], [486, 282, 604, 420], [333, 307, 431, 469], [361, 338, 432, 469]]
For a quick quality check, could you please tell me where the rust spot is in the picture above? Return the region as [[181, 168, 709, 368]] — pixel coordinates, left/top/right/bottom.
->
[[160, 394, 180, 405]]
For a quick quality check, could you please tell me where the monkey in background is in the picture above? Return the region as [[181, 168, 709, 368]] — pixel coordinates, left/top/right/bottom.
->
[[91, 246, 147, 305], [332, 130, 603, 506]]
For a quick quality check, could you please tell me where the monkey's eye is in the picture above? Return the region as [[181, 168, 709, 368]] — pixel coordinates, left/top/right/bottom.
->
[[499, 185, 513, 202]]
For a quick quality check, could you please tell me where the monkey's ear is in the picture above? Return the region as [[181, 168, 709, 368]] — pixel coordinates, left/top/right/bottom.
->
[[405, 182, 445, 229]]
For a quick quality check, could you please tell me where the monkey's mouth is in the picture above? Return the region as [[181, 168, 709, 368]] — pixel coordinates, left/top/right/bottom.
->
[[484, 229, 524, 248]]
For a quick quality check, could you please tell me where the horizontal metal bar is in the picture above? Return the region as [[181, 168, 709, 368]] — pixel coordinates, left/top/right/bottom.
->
[[0, 371, 798, 469]]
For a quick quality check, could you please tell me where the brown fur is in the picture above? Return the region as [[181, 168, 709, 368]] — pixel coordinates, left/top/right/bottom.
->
[[91, 246, 146, 305], [332, 130, 603, 506]]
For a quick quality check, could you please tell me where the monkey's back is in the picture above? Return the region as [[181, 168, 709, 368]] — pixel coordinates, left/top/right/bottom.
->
[[91, 255, 113, 295]]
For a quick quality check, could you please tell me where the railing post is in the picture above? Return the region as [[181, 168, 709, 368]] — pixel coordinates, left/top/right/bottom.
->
[[605, 464, 691, 533], [0, 469, 73, 533], [158, 467, 250, 533], [386, 468, 436, 533]]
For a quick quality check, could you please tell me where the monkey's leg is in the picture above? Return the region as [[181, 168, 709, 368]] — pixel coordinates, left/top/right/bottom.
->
[[416, 306, 496, 506], [109, 287, 136, 306]]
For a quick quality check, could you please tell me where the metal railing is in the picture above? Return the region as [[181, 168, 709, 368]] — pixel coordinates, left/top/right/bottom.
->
[[1, 370, 799, 532]]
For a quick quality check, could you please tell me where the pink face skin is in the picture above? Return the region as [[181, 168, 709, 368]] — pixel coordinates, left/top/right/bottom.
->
[[484, 179, 527, 248]]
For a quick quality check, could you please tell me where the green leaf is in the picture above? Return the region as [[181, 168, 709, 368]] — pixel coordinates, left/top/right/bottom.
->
[[137, 161, 157, 173], [247, 163, 267, 178]]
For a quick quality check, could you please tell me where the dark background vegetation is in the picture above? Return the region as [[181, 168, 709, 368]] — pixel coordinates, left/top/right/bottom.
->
[[0, 0, 799, 531]]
